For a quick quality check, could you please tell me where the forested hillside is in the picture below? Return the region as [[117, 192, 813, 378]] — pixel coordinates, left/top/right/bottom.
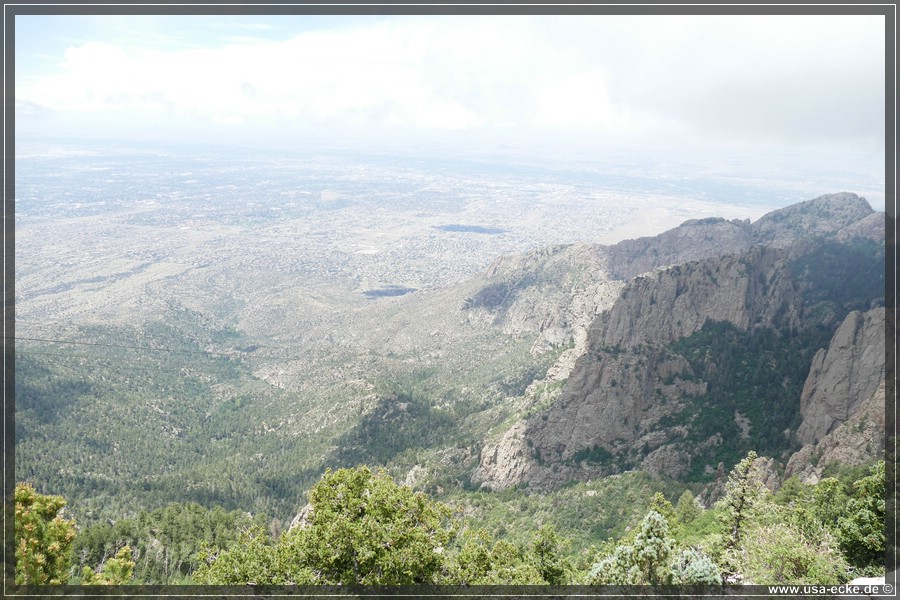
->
[[14, 193, 887, 588], [16, 459, 885, 586]]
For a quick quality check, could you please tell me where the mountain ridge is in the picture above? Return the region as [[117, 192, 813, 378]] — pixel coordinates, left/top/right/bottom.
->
[[469, 192, 884, 493], [15, 191, 885, 525]]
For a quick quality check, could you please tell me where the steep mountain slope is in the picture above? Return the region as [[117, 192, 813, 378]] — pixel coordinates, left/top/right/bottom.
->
[[472, 193, 884, 492], [16, 190, 884, 524], [795, 307, 886, 446], [785, 306, 886, 482], [463, 192, 875, 353], [604, 216, 753, 281]]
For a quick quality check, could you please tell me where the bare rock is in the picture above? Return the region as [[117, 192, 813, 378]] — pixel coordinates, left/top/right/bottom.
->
[[750, 192, 874, 248], [606, 216, 752, 280], [604, 192, 873, 281], [598, 245, 801, 349], [470, 194, 882, 493], [752, 455, 781, 492], [796, 308, 885, 445], [833, 211, 884, 243], [786, 381, 885, 483], [288, 502, 313, 531], [641, 445, 691, 479], [530, 349, 702, 464], [472, 421, 532, 491], [474, 243, 624, 355]]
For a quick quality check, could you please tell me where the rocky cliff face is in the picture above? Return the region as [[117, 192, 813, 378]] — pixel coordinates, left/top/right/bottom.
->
[[472, 193, 884, 491], [832, 211, 884, 243], [524, 347, 706, 485], [784, 307, 886, 482], [496, 246, 803, 489], [785, 383, 885, 484], [597, 245, 802, 349], [795, 308, 885, 446], [471, 421, 534, 491], [464, 192, 875, 357]]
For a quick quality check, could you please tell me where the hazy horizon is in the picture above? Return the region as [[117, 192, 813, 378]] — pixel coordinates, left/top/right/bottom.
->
[[13, 12, 888, 211]]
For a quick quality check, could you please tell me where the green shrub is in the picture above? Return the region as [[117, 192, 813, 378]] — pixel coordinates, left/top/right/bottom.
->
[[670, 548, 722, 585], [15, 483, 77, 585]]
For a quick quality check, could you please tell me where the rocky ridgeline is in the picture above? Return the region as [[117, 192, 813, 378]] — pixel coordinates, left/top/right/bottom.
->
[[471, 192, 876, 351], [596, 245, 803, 349], [603, 192, 873, 280], [605, 216, 753, 281], [471, 192, 885, 493], [749, 192, 876, 248]]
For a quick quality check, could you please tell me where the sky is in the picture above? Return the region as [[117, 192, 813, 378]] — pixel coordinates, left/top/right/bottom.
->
[[13, 11, 889, 208]]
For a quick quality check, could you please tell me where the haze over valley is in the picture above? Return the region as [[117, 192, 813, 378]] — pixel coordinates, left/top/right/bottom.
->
[[13, 136, 885, 520], [18, 138, 797, 371], [10, 11, 889, 587]]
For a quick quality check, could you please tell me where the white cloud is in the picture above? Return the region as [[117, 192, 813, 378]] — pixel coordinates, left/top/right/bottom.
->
[[212, 114, 245, 125], [15, 14, 885, 149], [554, 14, 886, 147], [533, 70, 632, 132], [14, 17, 606, 136]]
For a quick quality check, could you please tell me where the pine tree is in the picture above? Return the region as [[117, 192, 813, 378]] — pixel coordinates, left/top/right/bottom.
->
[[670, 548, 722, 585], [588, 510, 675, 586], [718, 451, 765, 551], [675, 489, 702, 525], [443, 529, 544, 585], [530, 524, 571, 585], [196, 466, 455, 585], [15, 483, 77, 585], [80, 546, 135, 585], [837, 461, 885, 572]]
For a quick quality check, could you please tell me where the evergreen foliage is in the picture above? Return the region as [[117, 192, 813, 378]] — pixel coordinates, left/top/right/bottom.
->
[[441, 529, 544, 584], [788, 237, 885, 319], [329, 388, 461, 468], [733, 521, 849, 584], [529, 524, 573, 585], [197, 466, 455, 585], [836, 461, 885, 573], [15, 483, 77, 585], [19, 458, 885, 587], [711, 454, 868, 585], [676, 505, 724, 556], [450, 471, 679, 552], [293, 466, 455, 585], [810, 477, 849, 533], [772, 475, 808, 506], [669, 548, 722, 585], [667, 323, 831, 479], [717, 451, 766, 552], [79, 546, 135, 585], [72, 501, 266, 584], [675, 490, 702, 525], [194, 525, 316, 585], [648, 492, 681, 539], [588, 510, 676, 586]]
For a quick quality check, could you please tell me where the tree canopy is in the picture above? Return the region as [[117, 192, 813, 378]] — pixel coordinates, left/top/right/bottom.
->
[[20, 456, 885, 587], [15, 483, 77, 585], [196, 466, 455, 585]]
